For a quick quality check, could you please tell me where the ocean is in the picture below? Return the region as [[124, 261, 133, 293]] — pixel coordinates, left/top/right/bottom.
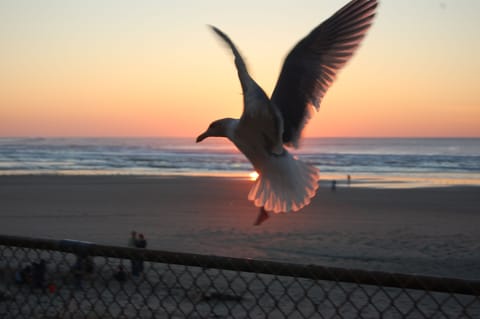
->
[[1, 137, 480, 188]]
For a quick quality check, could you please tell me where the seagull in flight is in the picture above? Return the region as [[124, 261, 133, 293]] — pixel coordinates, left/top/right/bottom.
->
[[197, 0, 378, 224]]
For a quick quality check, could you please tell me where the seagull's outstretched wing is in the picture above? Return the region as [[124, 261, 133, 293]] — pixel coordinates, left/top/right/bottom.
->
[[271, 0, 378, 147], [210, 26, 284, 154], [209, 26, 251, 94]]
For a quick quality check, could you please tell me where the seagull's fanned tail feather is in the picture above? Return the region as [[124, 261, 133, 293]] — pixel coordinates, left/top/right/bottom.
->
[[248, 153, 319, 213]]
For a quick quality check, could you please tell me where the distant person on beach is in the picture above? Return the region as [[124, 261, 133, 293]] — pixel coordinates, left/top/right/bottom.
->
[[331, 180, 337, 191], [347, 174, 351, 186], [136, 233, 147, 249], [136, 233, 147, 273], [128, 231, 139, 275], [128, 231, 137, 248]]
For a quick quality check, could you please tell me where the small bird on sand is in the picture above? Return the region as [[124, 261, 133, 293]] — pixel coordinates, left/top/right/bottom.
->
[[197, 0, 378, 224]]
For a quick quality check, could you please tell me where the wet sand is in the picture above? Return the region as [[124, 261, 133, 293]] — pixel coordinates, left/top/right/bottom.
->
[[0, 175, 479, 279]]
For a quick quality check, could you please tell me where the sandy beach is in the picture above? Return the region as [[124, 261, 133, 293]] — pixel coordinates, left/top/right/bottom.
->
[[0, 175, 479, 280]]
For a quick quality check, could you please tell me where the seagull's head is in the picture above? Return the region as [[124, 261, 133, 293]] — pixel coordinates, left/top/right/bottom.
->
[[196, 118, 236, 143]]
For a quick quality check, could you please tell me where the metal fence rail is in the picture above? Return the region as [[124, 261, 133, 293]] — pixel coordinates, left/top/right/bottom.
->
[[1, 234, 479, 318]]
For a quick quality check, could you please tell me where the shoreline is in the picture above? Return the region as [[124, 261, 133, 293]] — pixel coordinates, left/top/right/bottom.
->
[[1, 172, 480, 189]]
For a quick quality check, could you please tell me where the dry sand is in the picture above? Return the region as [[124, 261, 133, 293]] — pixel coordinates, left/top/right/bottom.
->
[[0, 175, 479, 279]]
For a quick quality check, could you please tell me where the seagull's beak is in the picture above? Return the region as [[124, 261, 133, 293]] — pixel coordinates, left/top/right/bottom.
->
[[196, 131, 209, 143]]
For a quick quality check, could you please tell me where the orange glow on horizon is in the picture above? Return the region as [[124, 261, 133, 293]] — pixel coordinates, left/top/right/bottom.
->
[[1, 1, 479, 138]]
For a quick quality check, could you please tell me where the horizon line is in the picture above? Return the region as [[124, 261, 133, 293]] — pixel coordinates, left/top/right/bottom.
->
[[1, 136, 480, 139]]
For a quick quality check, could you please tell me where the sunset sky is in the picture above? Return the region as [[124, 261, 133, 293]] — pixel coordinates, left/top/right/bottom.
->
[[1, 0, 479, 138]]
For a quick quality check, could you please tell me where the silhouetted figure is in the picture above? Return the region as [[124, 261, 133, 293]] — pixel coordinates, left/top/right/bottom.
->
[[136, 233, 147, 273], [114, 265, 127, 282], [72, 256, 84, 289], [136, 234, 147, 249], [84, 256, 94, 274], [14, 269, 23, 284], [128, 231, 140, 276], [331, 180, 337, 191], [347, 174, 351, 186], [16, 265, 32, 285], [32, 260, 46, 289]]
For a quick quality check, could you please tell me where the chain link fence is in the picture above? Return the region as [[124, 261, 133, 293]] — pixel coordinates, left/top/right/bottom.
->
[[1, 234, 479, 318]]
